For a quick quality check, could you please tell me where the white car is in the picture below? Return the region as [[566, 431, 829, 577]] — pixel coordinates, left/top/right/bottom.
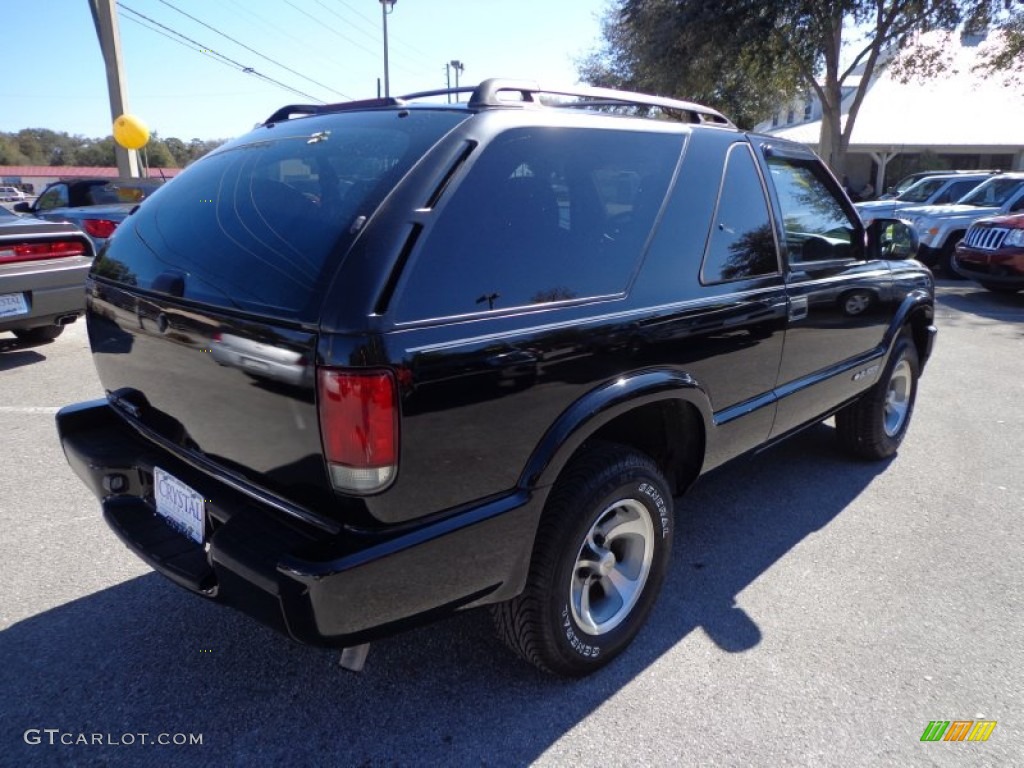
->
[[0, 186, 28, 202]]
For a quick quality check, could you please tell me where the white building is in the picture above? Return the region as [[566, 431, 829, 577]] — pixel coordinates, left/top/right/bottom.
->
[[760, 30, 1024, 196]]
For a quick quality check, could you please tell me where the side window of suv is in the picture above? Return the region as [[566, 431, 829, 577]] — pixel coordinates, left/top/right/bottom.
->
[[701, 143, 778, 283], [940, 179, 981, 203], [396, 127, 683, 321], [767, 156, 859, 263]]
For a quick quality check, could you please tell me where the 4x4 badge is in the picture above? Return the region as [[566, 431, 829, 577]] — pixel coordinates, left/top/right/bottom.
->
[[852, 363, 880, 382]]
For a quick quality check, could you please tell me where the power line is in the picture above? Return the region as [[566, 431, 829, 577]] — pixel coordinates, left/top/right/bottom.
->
[[332, 0, 435, 62], [154, 0, 351, 99], [281, 0, 381, 60], [219, 0, 361, 77], [117, 3, 325, 103]]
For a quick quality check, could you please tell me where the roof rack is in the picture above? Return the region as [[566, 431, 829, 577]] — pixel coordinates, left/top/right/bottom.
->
[[466, 79, 735, 126], [262, 79, 734, 128], [263, 97, 403, 125]]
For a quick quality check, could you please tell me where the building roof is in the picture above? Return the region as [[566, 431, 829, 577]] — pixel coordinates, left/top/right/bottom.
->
[[764, 31, 1024, 152], [0, 165, 180, 179]]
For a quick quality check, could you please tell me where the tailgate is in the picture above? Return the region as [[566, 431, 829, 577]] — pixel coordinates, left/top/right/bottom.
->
[[86, 280, 331, 509]]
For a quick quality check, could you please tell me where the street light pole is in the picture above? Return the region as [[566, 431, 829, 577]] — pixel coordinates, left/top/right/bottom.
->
[[379, 0, 396, 98]]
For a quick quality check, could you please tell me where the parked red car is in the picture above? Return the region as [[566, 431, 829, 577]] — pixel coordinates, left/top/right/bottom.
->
[[953, 213, 1024, 293]]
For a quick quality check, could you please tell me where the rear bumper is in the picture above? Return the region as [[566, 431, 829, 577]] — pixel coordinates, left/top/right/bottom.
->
[[56, 399, 543, 647], [0, 256, 90, 332]]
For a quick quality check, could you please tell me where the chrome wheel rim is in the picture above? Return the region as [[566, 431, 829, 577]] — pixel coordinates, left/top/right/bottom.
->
[[845, 293, 870, 315], [570, 498, 655, 636], [883, 358, 913, 437]]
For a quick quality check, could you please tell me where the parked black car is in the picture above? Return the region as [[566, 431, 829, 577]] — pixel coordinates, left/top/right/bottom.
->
[[14, 177, 163, 251], [56, 81, 935, 676]]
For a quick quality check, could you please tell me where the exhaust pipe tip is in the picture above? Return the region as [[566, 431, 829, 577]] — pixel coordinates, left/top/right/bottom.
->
[[55, 314, 78, 327]]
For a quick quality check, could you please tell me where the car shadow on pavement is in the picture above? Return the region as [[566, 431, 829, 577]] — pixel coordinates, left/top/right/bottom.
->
[[1, 424, 890, 767], [935, 282, 1024, 324], [0, 339, 47, 370]]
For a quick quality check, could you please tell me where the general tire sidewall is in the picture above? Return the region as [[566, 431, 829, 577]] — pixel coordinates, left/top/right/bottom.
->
[[546, 466, 673, 671], [880, 336, 920, 448]]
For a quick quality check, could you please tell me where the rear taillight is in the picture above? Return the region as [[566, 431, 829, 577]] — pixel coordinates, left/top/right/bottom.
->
[[0, 240, 87, 264], [82, 218, 119, 239], [317, 368, 398, 493]]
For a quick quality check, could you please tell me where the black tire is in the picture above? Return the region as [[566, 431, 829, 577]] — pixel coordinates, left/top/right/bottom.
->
[[939, 238, 965, 279], [492, 442, 674, 677], [979, 282, 1022, 295], [12, 325, 64, 345], [836, 333, 919, 460]]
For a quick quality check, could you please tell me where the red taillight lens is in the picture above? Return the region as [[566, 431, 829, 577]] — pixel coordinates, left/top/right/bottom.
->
[[82, 219, 118, 239], [317, 369, 398, 493], [0, 240, 87, 264]]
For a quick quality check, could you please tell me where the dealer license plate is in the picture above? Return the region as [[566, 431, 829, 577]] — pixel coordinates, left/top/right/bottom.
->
[[153, 467, 206, 544], [0, 292, 29, 319]]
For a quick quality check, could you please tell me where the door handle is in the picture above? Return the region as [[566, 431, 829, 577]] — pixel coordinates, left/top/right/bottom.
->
[[788, 296, 808, 321]]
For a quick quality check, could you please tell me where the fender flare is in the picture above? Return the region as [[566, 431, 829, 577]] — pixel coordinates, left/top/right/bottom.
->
[[883, 289, 936, 367], [518, 368, 713, 491]]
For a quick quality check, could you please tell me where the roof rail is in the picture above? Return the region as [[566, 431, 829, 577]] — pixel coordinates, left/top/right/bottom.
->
[[467, 79, 735, 127], [262, 79, 734, 128], [263, 97, 402, 125]]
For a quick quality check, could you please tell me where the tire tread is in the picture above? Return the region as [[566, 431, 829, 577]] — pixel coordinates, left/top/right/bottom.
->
[[491, 441, 669, 676]]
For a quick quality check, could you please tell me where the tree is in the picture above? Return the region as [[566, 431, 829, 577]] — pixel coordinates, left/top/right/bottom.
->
[[142, 132, 175, 170], [0, 136, 30, 165], [73, 137, 117, 167], [163, 137, 191, 168], [581, 1, 1023, 176], [0, 129, 225, 170]]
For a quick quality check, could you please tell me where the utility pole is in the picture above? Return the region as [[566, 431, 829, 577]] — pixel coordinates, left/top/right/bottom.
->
[[379, 0, 396, 98], [89, 0, 140, 178], [449, 60, 464, 103]]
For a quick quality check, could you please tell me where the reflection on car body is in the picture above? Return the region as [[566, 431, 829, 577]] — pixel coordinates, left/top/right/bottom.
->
[[211, 331, 314, 388]]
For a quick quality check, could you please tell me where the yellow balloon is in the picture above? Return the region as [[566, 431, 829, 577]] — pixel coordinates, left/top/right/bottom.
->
[[113, 114, 150, 150]]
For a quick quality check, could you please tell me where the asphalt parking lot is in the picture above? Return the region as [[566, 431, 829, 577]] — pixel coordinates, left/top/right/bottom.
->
[[1, 280, 1021, 767]]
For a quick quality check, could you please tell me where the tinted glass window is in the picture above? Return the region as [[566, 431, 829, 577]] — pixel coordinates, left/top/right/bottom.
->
[[83, 180, 161, 205], [897, 178, 945, 203], [961, 177, 1024, 207], [944, 179, 983, 203], [767, 156, 858, 262], [701, 143, 777, 283], [36, 184, 68, 211], [397, 127, 682, 320], [92, 110, 467, 320]]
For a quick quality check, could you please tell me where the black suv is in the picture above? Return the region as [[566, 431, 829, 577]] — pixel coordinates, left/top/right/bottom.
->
[[57, 81, 936, 677]]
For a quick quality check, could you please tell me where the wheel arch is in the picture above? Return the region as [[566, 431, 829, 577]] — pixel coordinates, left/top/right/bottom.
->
[[885, 290, 936, 371], [519, 369, 711, 497]]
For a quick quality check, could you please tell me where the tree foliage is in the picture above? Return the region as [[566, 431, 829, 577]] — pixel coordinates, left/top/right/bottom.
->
[[580, 1, 1024, 175], [0, 128, 224, 169]]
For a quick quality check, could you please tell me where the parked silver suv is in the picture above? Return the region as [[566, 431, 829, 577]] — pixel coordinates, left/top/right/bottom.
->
[[902, 173, 1024, 275], [856, 172, 995, 226]]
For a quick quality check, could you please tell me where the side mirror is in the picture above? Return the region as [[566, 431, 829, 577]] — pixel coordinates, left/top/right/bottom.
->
[[12, 202, 31, 213], [867, 218, 918, 260]]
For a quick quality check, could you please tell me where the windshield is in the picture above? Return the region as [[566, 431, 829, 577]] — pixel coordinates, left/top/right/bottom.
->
[[960, 177, 1024, 207], [83, 180, 162, 205], [896, 178, 946, 203]]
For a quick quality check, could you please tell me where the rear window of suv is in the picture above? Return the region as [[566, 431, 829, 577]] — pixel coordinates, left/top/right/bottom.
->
[[93, 110, 467, 320]]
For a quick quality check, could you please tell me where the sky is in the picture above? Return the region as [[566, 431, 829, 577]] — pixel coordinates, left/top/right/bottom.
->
[[1, 0, 609, 141]]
